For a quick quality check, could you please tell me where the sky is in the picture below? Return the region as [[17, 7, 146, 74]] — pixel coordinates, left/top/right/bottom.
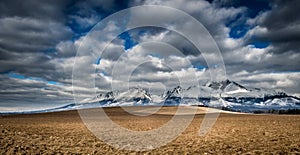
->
[[0, 0, 299, 107]]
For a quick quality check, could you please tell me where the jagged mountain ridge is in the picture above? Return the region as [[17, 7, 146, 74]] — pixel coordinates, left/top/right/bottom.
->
[[206, 79, 248, 91], [80, 87, 152, 105], [80, 80, 300, 112]]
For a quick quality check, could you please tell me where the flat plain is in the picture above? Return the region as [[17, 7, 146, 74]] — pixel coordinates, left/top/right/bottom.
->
[[1, 106, 300, 154]]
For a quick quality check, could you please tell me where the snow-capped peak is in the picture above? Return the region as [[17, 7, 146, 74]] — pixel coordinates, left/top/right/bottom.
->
[[79, 91, 117, 104], [206, 79, 247, 91], [162, 86, 183, 99], [115, 87, 152, 103]]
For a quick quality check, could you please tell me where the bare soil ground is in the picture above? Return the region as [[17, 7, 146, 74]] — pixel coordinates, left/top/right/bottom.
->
[[1, 106, 300, 154]]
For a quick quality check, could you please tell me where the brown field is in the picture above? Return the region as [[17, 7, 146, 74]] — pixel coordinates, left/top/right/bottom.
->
[[1, 106, 300, 154]]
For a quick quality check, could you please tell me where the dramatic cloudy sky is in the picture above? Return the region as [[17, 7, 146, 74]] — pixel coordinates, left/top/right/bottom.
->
[[0, 0, 299, 109]]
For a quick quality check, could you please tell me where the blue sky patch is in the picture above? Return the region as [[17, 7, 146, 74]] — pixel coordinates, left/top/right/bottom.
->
[[7, 72, 63, 86], [119, 31, 138, 50], [229, 25, 249, 39], [8, 73, 25, 79], [251, 41, 270, 49], [193, 64, 207, 71], [95, 57, 101, 65], [47, 81, 63, 85]]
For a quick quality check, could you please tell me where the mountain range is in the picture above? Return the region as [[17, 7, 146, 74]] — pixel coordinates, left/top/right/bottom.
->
[[80, 80, 300, 112]]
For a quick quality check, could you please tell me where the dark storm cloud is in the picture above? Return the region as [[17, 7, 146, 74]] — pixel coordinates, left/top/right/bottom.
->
[[0, 0, 70, 22], [0, 0, 73, 53], [132, 28, 201, 56], [0, 52, 67, 83], [0, 1, 99, 104], [0, 0, 74, 81], [0, 17, 73, 53], [212, 0, 271, 17], [0, 74, 73, 105], [246, 0, 300, 54], [259, 0, 300, 30]]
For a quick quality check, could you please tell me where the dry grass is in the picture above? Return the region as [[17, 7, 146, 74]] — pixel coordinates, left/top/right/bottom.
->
[[1, 107, 300, 154]]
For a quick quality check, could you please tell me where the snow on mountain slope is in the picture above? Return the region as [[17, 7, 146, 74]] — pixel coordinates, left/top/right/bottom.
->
[[162, 86, 183, 99], [163, 85, 204, 105], [206, 79, 287, 99], [79, 88, 152, 105], [225, 88, 249, 95], [263, 97, 300, 106], [206, 98, 241, 108], [206, 79, 247, 91], [115, 87, 152, 103], [79, 91, 117, 104]]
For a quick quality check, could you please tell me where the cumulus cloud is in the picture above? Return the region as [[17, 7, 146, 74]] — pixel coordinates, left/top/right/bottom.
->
[[229, 70, 300, 97]]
